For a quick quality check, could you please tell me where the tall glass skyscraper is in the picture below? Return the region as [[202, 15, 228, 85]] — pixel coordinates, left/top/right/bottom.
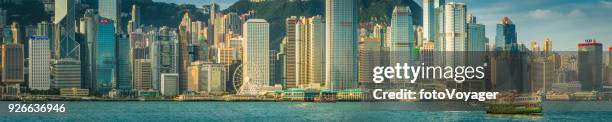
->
[[423, 0, 445, 43], [467, 14, 486, 52], [325, 0, 359, 90], [95, 18, 116, 95], [466, 14, 487, 67], [495, 17, 517, 50], [82, 9, 98, 90], [388, 6, 414, 87], [99, 0, 122, 33], [54, 0, 79, 59], [116, 34, 132, 91], [443, 2, 467, 68]]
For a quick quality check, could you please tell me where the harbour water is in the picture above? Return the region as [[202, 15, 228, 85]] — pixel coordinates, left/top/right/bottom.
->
[[1, 101, 611, 121]]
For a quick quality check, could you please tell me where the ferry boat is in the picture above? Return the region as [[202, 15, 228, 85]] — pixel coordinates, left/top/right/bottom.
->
[[486, 93, 542, 115]]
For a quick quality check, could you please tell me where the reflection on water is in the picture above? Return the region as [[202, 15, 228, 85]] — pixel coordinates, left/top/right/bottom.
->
[[486, 114, 543, 121], [0, 101, 611, 121]]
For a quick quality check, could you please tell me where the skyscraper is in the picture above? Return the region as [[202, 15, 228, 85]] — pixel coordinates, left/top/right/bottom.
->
[[495, 17, 517, 50], [178, 12, 192, 93], [307, 16, 326, 86], [325, 0, 359, 90], [443, 2, 467, 68], [133, 59, 152, 91], [116, 34, 132, 91], [286, 16, 327, 88], [213, 13, 225, 46], [388, 6, 415, 87], [82, 9, 98, 90], [466, 14, 487, 67], [543, 38, 553, 57], [2, 44, 23, 95], [10, 22, 20, 44], [35, 21, 53, 48], [129, 5, 141, 33], [243, 19, 270, 89], [207, 0, 217, 48], [99, 0, 122, 33], [54, 0, 79, 59], [359, 37, 384, 83], [423, 0, 445, 43], [285, 16, 298, 88], [129, 31, 149, 59], [29, 36, 51, 90], [577, 39, 602, 91], [467, 14, 486, 51], [608, 46, 612, 88], [95, 18, 115, 95], [150, 27, 179, 90], [224, 12, 241, 35]]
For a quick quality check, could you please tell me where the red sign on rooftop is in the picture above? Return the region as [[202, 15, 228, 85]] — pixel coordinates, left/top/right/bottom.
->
[[578, 39, 602, 47], [100, 18, 110, 24]]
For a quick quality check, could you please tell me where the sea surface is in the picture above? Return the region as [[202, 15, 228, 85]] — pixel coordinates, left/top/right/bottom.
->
[[1, 101, 611, 121]]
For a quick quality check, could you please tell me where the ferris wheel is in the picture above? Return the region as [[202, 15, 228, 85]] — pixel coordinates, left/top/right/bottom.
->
[[232, 64, 243, 92]]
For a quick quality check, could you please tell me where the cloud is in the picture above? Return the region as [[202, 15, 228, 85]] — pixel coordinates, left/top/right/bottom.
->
[[602, 0, 612, 8], [568, 9, 586, 17], [528, 9, 560, 19], [528, 9, 587, 19]]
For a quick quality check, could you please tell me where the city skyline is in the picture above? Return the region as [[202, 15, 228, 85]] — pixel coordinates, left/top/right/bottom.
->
[[165, 0, 612, 51], [0, 0, 610, 98], [2, 1, 612, 121]]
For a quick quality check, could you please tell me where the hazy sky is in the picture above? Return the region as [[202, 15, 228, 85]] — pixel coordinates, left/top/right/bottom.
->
[[159, 0, 611, 51]]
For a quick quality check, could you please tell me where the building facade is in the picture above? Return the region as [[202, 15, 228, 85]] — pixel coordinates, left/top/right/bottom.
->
[[423, 0, 445, 43], [117, 34, 132, 91], [443, 2, 467, 67], [577, 39, 602, 91], [151, 27, 179, 90], [495, 17, 517, 50], [54, 0, 79, 59], [2, 44, 23, 95], [161, 73, 179, 96], [325, 0, 359, 90], [178, 12, 192, 93], [243, 19, 270, 90], [53, 58, 81, 89], [99, 0, 121, 33], [95, 18, 115, 95], [29, 36, 51, 90], [133, 59, 152, 91]]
